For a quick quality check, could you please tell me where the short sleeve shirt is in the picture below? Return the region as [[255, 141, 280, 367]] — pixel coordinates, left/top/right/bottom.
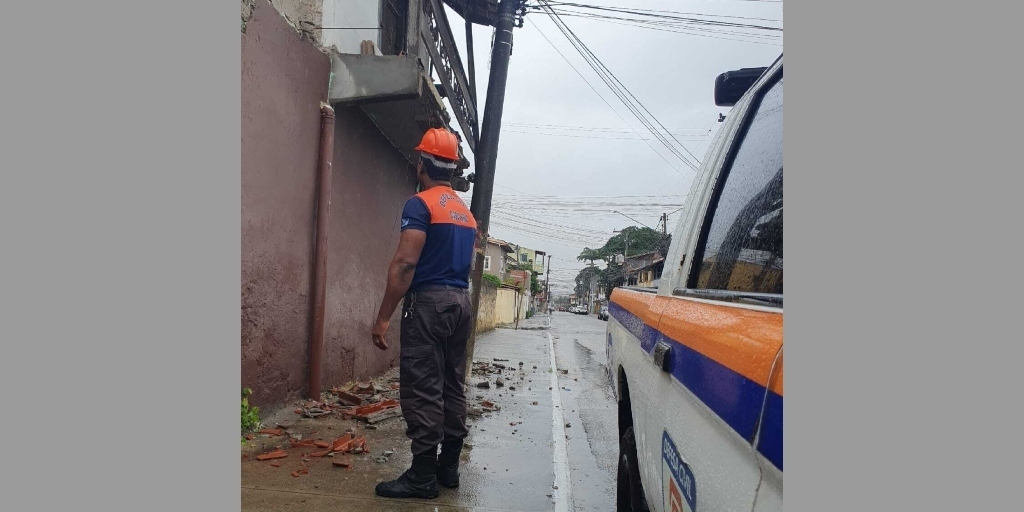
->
[[401, 186, 477, 290]]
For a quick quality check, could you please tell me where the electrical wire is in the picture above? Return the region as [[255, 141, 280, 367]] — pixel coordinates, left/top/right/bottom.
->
[[537, 4, 783, 32], [525, 17, 688, 178], [549, 12, 782, 45], [504, 122, 709, 134], [531, 10, 699, 172], [541, 3, 782, 23], [503, 129, 714, 141], [536, 2, 706, 175]]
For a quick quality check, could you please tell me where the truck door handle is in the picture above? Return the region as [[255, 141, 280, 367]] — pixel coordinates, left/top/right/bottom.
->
[[653, 340, 672, 372]]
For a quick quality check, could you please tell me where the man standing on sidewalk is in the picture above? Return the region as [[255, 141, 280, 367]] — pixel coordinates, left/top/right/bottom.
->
[[371, 127, 477, 500]]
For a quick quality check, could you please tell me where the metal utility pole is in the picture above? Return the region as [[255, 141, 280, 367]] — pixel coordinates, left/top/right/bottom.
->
[[466, 0, 525, 378], [544, 254, 551, 312], [614, 229, 630, 258], [465, 19, 477, 106], [661, 213, 668, 235], [614, 228, 630, 287]]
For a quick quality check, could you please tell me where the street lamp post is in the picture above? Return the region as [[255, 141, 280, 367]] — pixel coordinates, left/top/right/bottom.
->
[[612, 210, 654, 230]]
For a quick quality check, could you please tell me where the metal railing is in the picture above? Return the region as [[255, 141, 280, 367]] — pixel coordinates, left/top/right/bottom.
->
[[421, 0, 479, 151]]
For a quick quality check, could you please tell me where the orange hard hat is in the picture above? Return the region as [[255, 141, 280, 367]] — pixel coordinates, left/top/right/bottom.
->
[[415, 127, 460, 161]]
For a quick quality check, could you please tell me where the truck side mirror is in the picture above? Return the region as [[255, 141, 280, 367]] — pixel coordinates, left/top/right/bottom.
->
[[714, 67, 768, 106]]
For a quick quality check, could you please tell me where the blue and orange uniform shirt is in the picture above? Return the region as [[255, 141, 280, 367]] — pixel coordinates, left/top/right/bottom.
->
[[401, 186, 477, 290]]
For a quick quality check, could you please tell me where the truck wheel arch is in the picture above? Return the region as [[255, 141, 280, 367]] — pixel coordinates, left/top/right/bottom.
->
[[617, 366, 633, 438]]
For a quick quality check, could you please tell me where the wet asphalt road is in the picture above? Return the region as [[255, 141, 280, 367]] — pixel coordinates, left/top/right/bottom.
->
[[241, 312, 620, 511], [548, 311, 619, 511]]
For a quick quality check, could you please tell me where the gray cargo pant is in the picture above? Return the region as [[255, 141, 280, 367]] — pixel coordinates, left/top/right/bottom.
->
[[399, 284, 472, 456]]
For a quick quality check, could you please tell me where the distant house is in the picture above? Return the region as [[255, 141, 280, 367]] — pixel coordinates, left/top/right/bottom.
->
[[624, 251, 665, 288], [506, 243, 546, 275], [484, 237, 513, 282]]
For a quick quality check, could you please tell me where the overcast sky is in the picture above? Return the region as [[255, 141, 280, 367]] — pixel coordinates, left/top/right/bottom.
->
[[443, 0, 783, 295]]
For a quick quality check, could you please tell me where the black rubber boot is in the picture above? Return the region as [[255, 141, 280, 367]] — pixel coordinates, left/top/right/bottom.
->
[[437, 439, 463, 488], [375, 452, 439, 499]]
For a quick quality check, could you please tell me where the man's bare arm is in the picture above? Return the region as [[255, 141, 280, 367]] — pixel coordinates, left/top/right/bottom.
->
[[372, 229, 427, 349]]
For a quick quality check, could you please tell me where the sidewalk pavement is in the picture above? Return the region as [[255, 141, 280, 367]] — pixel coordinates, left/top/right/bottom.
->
[[241, 316, 564, 511]]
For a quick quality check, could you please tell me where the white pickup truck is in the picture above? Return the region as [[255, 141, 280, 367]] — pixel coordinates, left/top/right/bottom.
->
[[607, 55, 782, 512]]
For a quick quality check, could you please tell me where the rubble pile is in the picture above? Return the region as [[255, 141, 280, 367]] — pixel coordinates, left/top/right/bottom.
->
[[289, 369, 403, 423]]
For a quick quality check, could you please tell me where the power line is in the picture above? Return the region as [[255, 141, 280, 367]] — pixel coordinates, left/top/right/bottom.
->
[[540, 4, 783, 32], [541, 3, 783, 23], [505, 121, 708, 132], [503, 129, 715, 142], [653, 117, 719, 193], [553, 14, 782, 46], [535, 3, 706, 175], [531, 8, 700, 172], [524, 17, 688, 178], [551, 11, 782, 42]]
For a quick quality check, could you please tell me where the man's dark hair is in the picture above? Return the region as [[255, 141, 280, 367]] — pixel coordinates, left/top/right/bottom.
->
[[420, 153, 457, 182]]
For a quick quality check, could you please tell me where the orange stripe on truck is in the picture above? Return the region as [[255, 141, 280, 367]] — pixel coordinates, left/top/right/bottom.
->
[[610, 289, 783, 395], [654, 296, 782, 394]]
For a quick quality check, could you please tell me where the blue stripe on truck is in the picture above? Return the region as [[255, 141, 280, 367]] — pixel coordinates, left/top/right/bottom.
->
[[609, 301, 783, 470]]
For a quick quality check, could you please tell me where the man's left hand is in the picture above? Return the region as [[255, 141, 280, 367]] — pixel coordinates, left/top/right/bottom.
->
[[371, 317, 390, 350]]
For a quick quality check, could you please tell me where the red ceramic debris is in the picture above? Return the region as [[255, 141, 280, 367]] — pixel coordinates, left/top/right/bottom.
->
[[350, 399, 400, 419], [331, 434, 353, 452], [351, 436, 367, 451], [270, 463, 280, 468], [314, 441, 331, 449], [332, 460, 352, 468], [310, 450, 329, 458], [335, 390, 364, 407], [255, 450, 288, 461]]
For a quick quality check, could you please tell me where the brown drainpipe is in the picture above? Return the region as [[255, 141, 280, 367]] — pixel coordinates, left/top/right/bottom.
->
[[309, 103, 335, 399]]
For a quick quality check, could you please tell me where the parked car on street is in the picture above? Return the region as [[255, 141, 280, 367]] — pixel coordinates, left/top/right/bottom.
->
[[607, 55, 782, 512]]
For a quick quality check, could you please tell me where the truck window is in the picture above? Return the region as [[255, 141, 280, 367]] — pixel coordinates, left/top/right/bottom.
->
[[692, 76, 783, 295]]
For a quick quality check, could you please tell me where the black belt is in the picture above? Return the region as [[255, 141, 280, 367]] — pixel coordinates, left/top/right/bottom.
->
[[413, 284, 468, 292]]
